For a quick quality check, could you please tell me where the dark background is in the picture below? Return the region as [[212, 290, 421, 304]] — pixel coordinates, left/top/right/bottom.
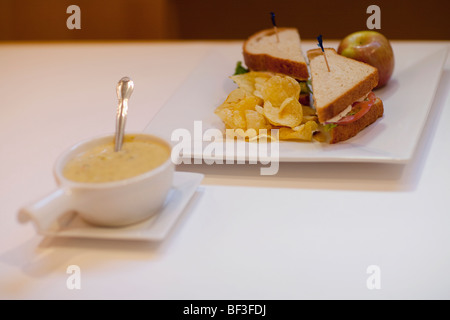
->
[[1, 0, 449, 41]]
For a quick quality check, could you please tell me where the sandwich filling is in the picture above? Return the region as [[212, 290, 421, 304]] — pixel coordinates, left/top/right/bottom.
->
[[325, 92, 377, 126]]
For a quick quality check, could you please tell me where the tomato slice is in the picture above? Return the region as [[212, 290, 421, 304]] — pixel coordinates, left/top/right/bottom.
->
[[333, 92, 377, 125]]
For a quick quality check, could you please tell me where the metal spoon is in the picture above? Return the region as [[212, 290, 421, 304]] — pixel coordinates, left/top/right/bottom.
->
[[114, 77, 134, 152]]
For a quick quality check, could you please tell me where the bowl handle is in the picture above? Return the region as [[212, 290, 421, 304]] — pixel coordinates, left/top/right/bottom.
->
[[18, 188, 75, 233]]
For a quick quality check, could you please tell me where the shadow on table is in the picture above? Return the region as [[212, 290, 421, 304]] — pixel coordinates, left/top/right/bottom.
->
[[0, 190, 204, 281]]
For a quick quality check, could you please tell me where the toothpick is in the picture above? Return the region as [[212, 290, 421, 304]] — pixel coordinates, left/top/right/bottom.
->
[[323, 51, 331, 72], [317, 34, 331, 72], [270, 12, 280, 43]]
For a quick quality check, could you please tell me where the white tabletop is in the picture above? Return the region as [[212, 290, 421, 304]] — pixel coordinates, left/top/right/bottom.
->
[[1, 40, 449, 300]]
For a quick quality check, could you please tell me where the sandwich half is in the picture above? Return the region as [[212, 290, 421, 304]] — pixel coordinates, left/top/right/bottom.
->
[[243, 28, 309, 81], [307, 48, 384, 143]]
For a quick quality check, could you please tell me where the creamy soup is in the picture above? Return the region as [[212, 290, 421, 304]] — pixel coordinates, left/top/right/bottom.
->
[[63, 135, 170, 183]]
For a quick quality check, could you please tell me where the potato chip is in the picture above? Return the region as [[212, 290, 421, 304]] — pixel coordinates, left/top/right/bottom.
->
[[302, 105, 316, 116], [254, 105, 264, 115], [225, 88, 248, 104], [313, 131, 328, 143], [215, 89, 258, 130], [216, 72, 320, 144], [235, 96, 263, 113], [215, 89, 247, 115], [214, 106, 235, 128], [302, 105, 318, 123], [262, 99, 303, 128], [302, 115, 318, 123], [232, 128, 259, 140], [228, 128, 278, 142], [231, 110, 246, 129], [278, 121, 319, 141], [245, 110, 270, 131], [261, 75, 300, 106], [230, 72, 272, 96]]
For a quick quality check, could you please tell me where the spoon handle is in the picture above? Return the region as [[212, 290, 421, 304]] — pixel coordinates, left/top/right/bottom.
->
[[114, 77, 134, 152], [115, 99, 127, 152]]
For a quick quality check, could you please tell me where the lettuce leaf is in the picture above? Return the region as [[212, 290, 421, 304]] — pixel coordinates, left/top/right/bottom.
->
[[233, 61, 249, 75]]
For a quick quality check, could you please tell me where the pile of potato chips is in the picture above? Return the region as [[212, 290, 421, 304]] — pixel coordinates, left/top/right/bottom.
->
[[215, 71, 318, 141]]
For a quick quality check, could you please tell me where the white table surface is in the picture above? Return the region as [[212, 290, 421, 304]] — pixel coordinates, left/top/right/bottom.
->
[[1, 40, 449, 300]]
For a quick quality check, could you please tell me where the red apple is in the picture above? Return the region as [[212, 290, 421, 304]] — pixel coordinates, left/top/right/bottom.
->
[[337, 31, 394, 88]]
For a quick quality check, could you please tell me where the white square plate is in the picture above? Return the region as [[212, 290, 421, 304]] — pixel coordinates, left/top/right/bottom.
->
[[144, 42, 448, 163], [36, 172, 204, 241]]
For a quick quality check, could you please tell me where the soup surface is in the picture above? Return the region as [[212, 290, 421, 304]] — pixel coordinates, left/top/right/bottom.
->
[[63, 135, 170, 183]]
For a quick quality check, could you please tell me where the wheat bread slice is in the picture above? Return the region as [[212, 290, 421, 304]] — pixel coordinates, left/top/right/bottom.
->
[[243, 28, 309, 80], [328, 98, 384, 144], [307, 48, 379, 123]]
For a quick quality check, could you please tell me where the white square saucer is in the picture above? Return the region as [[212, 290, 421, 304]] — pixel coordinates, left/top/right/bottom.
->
[[36, 172, 204, 241]]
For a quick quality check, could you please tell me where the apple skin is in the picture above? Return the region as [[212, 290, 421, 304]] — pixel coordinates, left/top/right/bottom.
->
[[338, 31, 394, 89]]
